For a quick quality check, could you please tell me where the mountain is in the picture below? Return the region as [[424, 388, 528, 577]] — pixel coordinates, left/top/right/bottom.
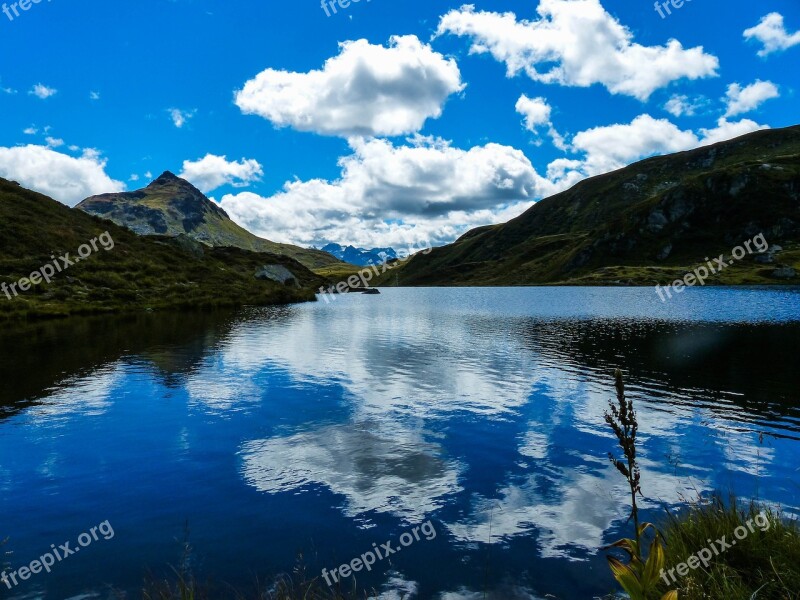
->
[[320, 243, 398, 266], [76, 172, 342, 270], [0, 177, 326, 320], [381, 126, 800, 286]]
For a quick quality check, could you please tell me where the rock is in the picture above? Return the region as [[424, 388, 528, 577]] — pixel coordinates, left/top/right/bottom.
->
[[771, 266, 796, 280], [255, 265, 299, 286], [647, 210, 668, 233], [755, 254, 775, 264]]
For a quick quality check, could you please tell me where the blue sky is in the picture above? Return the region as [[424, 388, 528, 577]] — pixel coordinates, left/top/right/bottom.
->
[[1, 0, 799, 249]]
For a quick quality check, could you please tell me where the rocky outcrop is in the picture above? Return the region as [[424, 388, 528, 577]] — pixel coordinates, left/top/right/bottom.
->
[[255, 265, 299, 286]]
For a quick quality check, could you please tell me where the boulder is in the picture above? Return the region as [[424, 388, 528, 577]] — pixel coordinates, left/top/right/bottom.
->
[[255, 265, 299, 286], [771, 266, 796, 280]]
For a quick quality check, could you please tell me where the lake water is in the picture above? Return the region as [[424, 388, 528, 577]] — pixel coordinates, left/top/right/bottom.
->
[[1, 287, 799, 599]]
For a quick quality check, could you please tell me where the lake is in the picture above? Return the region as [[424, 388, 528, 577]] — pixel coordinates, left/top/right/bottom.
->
[[1, 287, 799, 599]]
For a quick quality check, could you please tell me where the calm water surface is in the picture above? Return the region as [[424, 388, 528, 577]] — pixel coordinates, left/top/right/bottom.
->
[[1, 287, 799, 599]]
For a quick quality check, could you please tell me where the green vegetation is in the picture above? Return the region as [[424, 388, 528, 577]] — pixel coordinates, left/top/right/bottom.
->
[[311, 262, 364, 281], [381, 126, 800, 286], [660, 497, 800, 599], [604, 372, 800, 600], [0, 177, 327, 321], [604, 370, 677, 600], [76, 171, 343, 270]]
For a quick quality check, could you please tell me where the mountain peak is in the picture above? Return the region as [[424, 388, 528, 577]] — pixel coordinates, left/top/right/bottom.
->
[[149, 171, 185, 187]]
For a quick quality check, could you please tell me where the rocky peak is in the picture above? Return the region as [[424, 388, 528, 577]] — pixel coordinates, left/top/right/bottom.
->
[[149, 171, 190, 188]]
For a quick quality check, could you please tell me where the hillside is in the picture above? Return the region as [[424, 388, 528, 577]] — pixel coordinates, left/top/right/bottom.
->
[[0, 177, 327, 320], [383, 126, 800, 286], [77, 172, 343, 270]]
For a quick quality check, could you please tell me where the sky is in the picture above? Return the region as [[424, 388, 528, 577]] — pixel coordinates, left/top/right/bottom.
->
[[0, 0, 799, 250]]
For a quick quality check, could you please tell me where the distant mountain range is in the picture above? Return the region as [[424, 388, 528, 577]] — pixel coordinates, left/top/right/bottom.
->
[[379, 126, 800, 286], [320, 243, 398, 266], [77, 172, 343, 270]]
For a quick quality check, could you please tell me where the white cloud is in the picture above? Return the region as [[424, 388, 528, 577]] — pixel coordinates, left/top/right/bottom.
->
[[436, 0, 718, 101], [168, 108, 196, 128], [29, 84, 57, 99], [724, 80, 779, 117], [555, 114, 768, 181], [179, 154, 264, 193], [663, 94, 707, 117], [515, 95, 551, 131], [130, 174, 140, 182], [0, 145, 125, 206], [744, 13, 800, 57], [219, 136, 553, 248], [567, 114, 697, 176], [515, 95, 567, 150], [697, 117, 767, 146], [45, 136, 64, 148], [234, 35, 465, 137], [89, 91, 100, 101], [23, 126, 38, 135]]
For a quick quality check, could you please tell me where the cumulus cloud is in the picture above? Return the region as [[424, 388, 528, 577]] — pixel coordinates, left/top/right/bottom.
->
[[697, 117, 768, 146], [515, 95, 551, 131], [436, 0, 718, 101], [179, 154, 264, 193], [515, 95, 566, 149], [0, 145, 124, 206], [168, 108, 196, 128], [234, 35, 464, 137], [567, 115, 698, 176], [663, 94, 707, 117], [557, 114, 768, 181], [744, 13, 800, 57], [724, 80, 779, 117], [219, 136, 554, 248], [29, 84, 57, 99]]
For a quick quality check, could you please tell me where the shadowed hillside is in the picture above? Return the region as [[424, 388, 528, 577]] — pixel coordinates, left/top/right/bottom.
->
[[383, 126, 800, 286]]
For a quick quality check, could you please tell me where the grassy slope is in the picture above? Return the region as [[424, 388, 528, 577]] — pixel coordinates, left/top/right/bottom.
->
[[0, 178, 327, 320], [659, 497, 800, 599], [384, 126, 800, 286], [77, 173, 344, 270]]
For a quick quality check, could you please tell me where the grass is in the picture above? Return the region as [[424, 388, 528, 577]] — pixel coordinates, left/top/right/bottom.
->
[[658, 496, 800, 599]]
